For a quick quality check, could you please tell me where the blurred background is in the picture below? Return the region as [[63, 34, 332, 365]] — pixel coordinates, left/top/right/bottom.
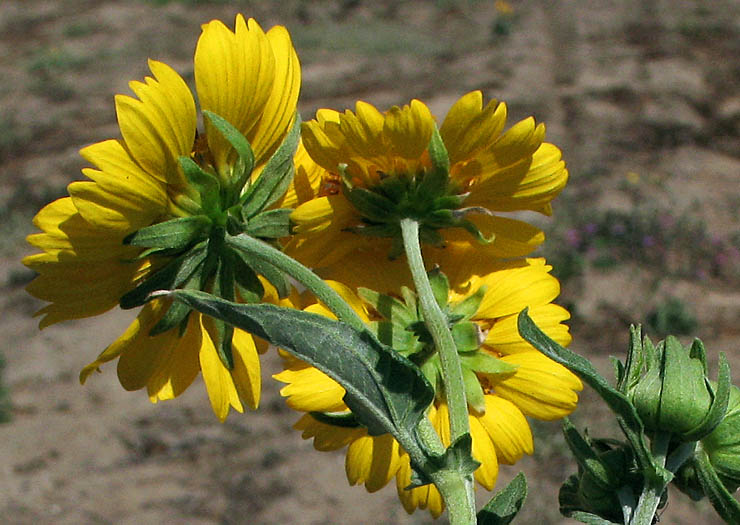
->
[[0, 1, 738, 523]]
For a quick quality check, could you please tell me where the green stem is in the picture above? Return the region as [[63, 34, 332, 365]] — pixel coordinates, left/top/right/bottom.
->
[[227, 234, 365, 331], [400, 218, 476, 523], [631, 432, 671, 525]]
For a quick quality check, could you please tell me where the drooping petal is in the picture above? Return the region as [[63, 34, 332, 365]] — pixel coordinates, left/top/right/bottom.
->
[[346, 433, 402, 493], [229, 328, 262, 410], [274, 140, 325, 209], [383, 100, 434, 160], [294, 414, 366, 451], [470, 413, 499, 490], [477, 395, 534, 464], [274, 357, 347, 413], [199, 316, 244, 421], [146, 312, 201, 402], [442, 214, 546, 259]]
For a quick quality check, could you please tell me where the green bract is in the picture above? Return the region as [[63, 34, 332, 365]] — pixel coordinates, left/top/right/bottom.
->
[[358, 268, 517, 415], [339, 127, 492, 259], [701, 384, 740, 490], [121, 111, 301, 369]]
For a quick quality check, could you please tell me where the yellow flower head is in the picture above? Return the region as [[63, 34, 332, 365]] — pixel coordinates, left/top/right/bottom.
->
[[274, 259, 582, 517], [286, 92, 568, 286], [23, 15, 305, 421]]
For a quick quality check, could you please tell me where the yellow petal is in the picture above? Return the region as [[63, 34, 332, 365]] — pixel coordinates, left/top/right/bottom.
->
[[146, 312, 201, 401], [115, 300, 178, 391], [199, 316, 244, 421], [346, 433, 401, 493], [489, 117, 545, 168], [474, 261, 561, 319], [470, 413, 499, 490], [441, 91, 507, 165], [274, 140, 324, 209], [195, 16, 280, 171], [477, 395, 533, 464], [485, 304, 572, 355], [115, 60, 196, 184], [442, 214, 545, 259], [274, 363, 347, 412], [229, 328, 261, 410], [496, 352, 583, 420], [246, 24, 301, 164], [293, 414, 365, 451], [383, 100, 434, 160]]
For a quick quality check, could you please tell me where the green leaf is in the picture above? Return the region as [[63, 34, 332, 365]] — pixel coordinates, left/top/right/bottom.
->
[[240, 113, 300, 218], [477, 472, 527, 525], [229, 247, 264, 304], [124, 215, 210, 250], [179, 156, 221, 215], [684, 352, 731, 441], [517, 309, 667, 484], [695, 449, 740, 523], [166, 290, 435, 449], [203, 110, 255, 187], [561, 418, 613, 490]]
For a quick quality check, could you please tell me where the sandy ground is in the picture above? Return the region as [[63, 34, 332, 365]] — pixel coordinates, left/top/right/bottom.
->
[[1, 1, 738, 523]]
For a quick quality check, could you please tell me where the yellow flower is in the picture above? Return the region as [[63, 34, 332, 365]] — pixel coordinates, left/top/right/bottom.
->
[[286, 91, 568, 288], [23, 15, 305, 421], [274, 259, 582, 517]]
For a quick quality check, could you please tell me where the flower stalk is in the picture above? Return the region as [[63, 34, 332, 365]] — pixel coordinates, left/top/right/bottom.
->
[[400, 217, 476, 523]]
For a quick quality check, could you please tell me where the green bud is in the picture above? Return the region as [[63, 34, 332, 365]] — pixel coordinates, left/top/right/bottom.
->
[[630, 335, 721, 440], [700, 384, 740, 491]]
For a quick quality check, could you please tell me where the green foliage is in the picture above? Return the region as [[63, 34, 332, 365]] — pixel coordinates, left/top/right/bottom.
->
[[477, 472, 528, 525], [646, 297, 698, 337]]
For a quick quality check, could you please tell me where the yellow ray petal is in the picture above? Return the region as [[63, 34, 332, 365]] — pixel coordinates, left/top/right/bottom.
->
[[383, 100, 434, 160], [115, 60, 196, 184], [275, 363, 347, 412], [146, 312, 201, 402], [477, 395, 533, 464], [441, 91, 507, 165], [294, 414, 366, 451], [496, 352, 583, 420], [470, 413, 499, 490], [246, 24, 301, 164], [442, 214, 545, 259], [195, 16, 275, 172], [474, 262, 561, 319], [274, 140, 325, 209], [199, 316, 243, 421], [229, 328, 261, 410], [485, 304, 572, 355], [346, 433, 401, 493]]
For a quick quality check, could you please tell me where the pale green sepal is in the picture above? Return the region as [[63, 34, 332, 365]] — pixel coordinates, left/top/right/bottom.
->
[[367, 321, 419, 354], [226, 236, 290, 298], [179, 156, 221, 215], [119, 241, 207, 309], [124, 215, 211, 250], [357, 287, 417, 326], [427, 267, 449, 309], [477, 472, 527, 525], [694, 448, 740, 523], [240, 113, 300, 219], [460, 352, 518, 378], [202, 110, 255, 192], [343, 186, 397, 223], [245, 208, 292, 239], [419, 125, 450, 197], [462, 364, 486, 414], [684, 352, 731, 441], [450, 285, 487, 321], [451, 321, 483, 352], [228, 247, 264, 304]]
